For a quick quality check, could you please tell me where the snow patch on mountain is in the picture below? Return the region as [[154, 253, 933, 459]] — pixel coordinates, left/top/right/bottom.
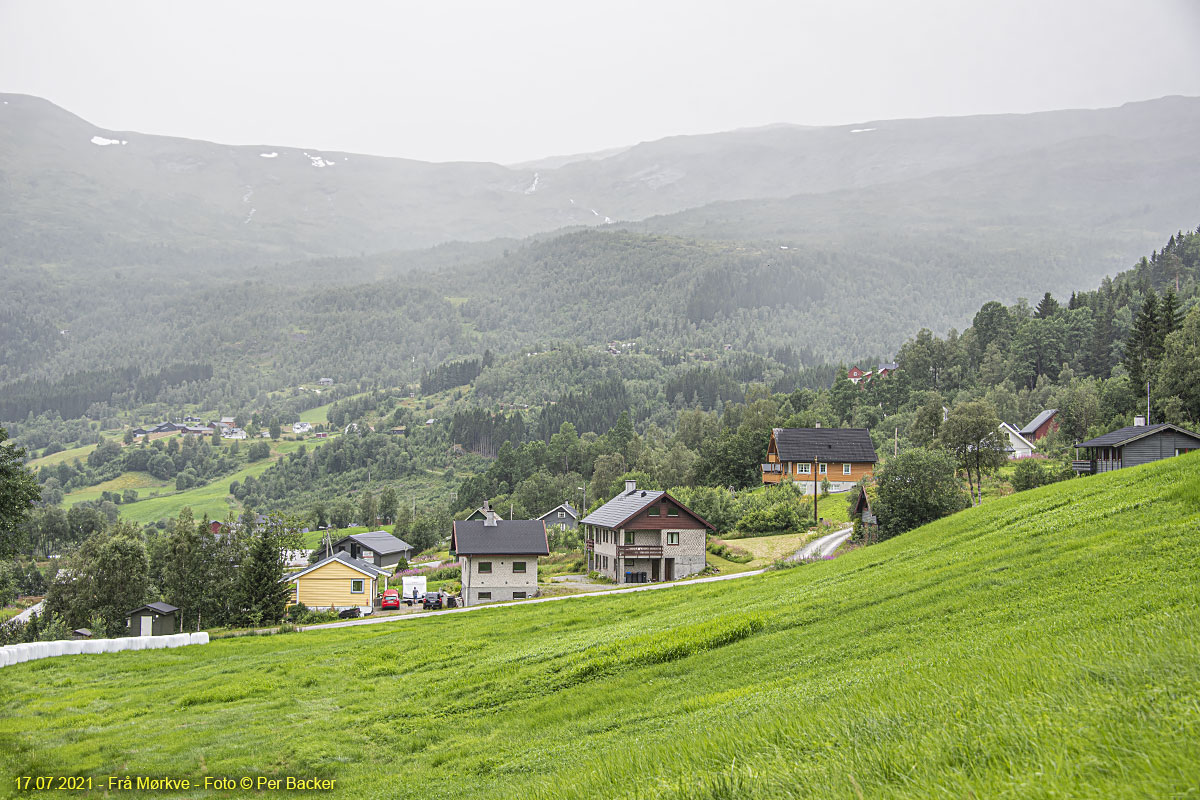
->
[[242, 187, 254, 204], [91, 135, 127, 146], [303, 152, 335, 168], [524, 172, 540, 194], [259, 152, 279, 158], [850, 128, 877, 134], [243, 208, 256, 224]]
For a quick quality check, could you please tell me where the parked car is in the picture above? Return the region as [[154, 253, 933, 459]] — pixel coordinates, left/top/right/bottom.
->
[[338, 607, 361, 619], [380, 589, 400, 610], [422, 593, 444, 610]]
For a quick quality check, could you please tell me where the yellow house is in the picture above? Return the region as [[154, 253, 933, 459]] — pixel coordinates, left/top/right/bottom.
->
[[283, 553, 391, 611]]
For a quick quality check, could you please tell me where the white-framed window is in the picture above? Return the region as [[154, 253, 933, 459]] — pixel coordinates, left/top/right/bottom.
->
[[843, 463, 852, 476], [667, 532, 679, 545], [513, 591, 527, 599], [819, 463, 828, 475], [558, 511, 565, 518], [667, 508, 678, 517], [362, 550, 374, 559], [350, 579, 364, 594], [478, 592, 492, 600], [799, 463, 811, 475], [513, 561, 527, 573]]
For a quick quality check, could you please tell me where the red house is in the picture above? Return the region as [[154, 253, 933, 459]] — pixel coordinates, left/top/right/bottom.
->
[[1021, 409, 1060, 442]]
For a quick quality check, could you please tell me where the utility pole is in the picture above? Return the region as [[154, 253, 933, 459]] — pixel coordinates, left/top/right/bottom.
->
[[1147, 381, 1151, 425], [813, 460, 819, 526]]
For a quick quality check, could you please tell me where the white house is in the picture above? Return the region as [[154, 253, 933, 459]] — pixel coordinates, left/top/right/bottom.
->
[[999, 422, 1037, 459], [292, 421, 313, 434], [451, 504, 549, 606]]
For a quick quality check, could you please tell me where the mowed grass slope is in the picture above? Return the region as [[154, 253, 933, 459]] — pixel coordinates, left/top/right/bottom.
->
[[3, 454, 1199, 799]]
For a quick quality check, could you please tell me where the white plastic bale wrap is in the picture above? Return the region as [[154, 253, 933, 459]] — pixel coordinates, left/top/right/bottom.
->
[[63, 641, 85, 656], [82, 639, 105, 655], [190, 632, 210, 645], [146, 636, 167, 649], [46, 641, 66, 657], [0, 647, 10, 667], [30, 642, 50, 660], [12, 643, 31, 663], [166, 633, 190, 648]]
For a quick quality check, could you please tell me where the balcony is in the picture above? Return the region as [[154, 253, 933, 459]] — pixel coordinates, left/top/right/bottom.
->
[[618, 544, 664, 559], [1071, 460, 1093, 474], [761, 463, 782, 474]]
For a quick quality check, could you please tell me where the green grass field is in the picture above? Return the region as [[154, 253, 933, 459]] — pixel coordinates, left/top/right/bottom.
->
[[24, 441, 100, 469], [3, 453, 1198, 799]]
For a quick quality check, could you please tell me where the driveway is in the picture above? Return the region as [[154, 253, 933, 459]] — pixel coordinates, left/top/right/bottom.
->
[[789, 526, 853, 561]]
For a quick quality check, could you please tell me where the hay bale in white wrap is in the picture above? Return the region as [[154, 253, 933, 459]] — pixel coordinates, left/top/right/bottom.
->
[[189, 632, 210, 645]]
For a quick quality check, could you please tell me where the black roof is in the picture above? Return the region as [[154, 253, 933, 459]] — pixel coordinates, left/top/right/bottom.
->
[[451, 520, 549, 556], [335, 530, 412, 554], [772, 427, 878, 463], [129, 601, 179, 616], [1021, 409, 1058, 436], [581, 488, 665, 528], [1076, 422, 1200, 449]]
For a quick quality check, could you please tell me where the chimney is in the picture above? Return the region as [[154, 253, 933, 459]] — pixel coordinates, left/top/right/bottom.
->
[[625, 479, 637, 493], [815, 422, 821, 429], [1134, 415, 1146, 427], [482, 500, 498, 527]]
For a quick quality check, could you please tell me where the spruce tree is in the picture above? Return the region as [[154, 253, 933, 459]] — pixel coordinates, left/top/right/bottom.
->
[[238, 517, 292, 626], [1035, 292, 1060, 318], [1159, 289, 1182, 343]]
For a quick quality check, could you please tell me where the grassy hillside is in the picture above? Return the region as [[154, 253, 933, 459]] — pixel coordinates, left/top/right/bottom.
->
[[3, 453, 1198, 798]]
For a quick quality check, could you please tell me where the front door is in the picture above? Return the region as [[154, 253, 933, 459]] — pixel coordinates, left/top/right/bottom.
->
[[665, 558, 674, 581], [139, 614, 153, 636], [651, 559, 660, 581]]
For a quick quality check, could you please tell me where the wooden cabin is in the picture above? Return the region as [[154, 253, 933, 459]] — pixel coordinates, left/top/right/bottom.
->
[[762, 427, 878, 493]]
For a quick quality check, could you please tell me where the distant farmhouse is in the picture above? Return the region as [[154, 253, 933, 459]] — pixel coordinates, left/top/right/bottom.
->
[[318, 378, 334, 386], [538, 503, 579, 530], [848, 363, 899, 385], [1073, 419, 1200, 474], [291, 421, 313, 434], [582, 480, 712, 584], [332, 530, 414, 570], [761, 427, 878, 493], [1021, 409, 1060, 442]]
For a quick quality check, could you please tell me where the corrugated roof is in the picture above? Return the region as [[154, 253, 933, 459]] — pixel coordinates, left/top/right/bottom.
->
[[451, 520, 549, 556], [1020, 409, 1058, 436], [1076, 422, 1200, 449], [772, 428, 878, 463], [340, 530, 412, 554], [581, 488, 665, 528]]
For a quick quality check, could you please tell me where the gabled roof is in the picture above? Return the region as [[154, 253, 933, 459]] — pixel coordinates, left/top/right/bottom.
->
[[877, 362, 899, 372], [771, 428, 878, 464], [1020, 409, 1058, 435], [999, 422, 1036, 452], [129, 601, 179, 615], [451, 520, 549, 556], [580, 488, 715, 531], [335, 530, 412, 554], [537, 503, 578, 521], [1076, 422, 1200, 449], [282, 552, 391, 583]]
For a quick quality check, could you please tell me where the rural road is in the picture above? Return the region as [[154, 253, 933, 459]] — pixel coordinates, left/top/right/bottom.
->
[[4, 600, 44, 626], [789, 526, 853, 561], [300, 568, 768, 632]]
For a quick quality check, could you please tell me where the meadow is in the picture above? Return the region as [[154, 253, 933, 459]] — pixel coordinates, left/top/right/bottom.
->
[[2, 452, 1198, 799]]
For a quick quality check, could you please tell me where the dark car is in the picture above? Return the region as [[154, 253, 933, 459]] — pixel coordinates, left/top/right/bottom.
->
[[422, 593, 444, 610], [338, 607, 361, 619]]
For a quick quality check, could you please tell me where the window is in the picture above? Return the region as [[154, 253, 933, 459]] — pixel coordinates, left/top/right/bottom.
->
[[667, 532, 679, 545], [557, 511, 565, 518], [799, 463, 811, 475], [603, 556, 609, 569], [819, 463, 828, 475], [513, 561, 527, 573], [478, 592, 492, 600], [624, 531, 635, 544], [843, 463, 852, 476], [362, 550, 374, 559], [648, 506, 660, 516], [667, 508, 679, 517], [351, 579, 364, 594], [513, 591, 527, 599], [479, 561, 492, 574]]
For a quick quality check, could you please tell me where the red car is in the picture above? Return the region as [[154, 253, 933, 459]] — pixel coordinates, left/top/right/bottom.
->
[[380, 589, 400, 610]]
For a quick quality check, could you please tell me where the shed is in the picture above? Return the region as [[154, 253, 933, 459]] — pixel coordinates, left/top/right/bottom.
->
[[126, 602, 180, 637]]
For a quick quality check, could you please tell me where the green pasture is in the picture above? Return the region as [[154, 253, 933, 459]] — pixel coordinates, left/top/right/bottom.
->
[[3, 452, 1198, 799]]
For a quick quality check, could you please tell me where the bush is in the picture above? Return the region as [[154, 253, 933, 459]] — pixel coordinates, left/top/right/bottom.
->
[[875, 448, 967, 539], [1011, 458, 1046, 492], [247, 442, 271, 461], [706, 538, 754, 563]]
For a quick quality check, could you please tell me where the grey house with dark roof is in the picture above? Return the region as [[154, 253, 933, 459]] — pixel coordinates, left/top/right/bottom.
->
[[1072, 421, 1200, 474], [762, 427, 878, 493], [582, 480, 713, 584], [451, 504, 549, 607], [332, 530, 414, 569], [537, 502, 579, 530]]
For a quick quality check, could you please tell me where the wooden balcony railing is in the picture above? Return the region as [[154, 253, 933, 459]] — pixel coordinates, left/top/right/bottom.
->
[[761, 463, 782, 474], [618, 544, 664, 559], [1071, 460, 1093, 474]]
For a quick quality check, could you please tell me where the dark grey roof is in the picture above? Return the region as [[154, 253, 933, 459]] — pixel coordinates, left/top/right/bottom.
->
[[1020, 409, 1058, 435], [338, 530, 412, 554], [283, 552, 391, 582], [772, 428, 878, 463], [877, 362, 898, 371], [538, 503, 578, 521], [581, 488, 665, 528], [451, 520, 549, 556], [129, 601, 179, 615], [1076, 423, 1200, 449]]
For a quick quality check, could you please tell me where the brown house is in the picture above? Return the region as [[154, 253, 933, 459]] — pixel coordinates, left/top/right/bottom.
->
[[582, 480, 713, 584], [762, 427, 878, 493]]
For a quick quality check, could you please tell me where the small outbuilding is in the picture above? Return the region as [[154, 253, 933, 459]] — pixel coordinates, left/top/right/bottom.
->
[[126, 602, 180, 637]]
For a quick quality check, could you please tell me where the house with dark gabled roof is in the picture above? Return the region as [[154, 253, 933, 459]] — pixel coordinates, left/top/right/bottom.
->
[[282, 553, 390, 612], [581, 480, 713, 584], [1072, 419, 1200, 474], [332, 530, 414, 569], [762, 427, 878, 493], [1021, 409, 1060, 441], [537, 502, 579, 530], [451, 503, 549, 606]]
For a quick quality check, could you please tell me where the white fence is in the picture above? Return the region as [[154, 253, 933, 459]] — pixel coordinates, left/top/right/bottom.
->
[[0, 632, 209, 668]]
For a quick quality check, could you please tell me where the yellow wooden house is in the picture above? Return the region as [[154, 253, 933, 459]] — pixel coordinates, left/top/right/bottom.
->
[[283, 553, 391, 611], [762, 427, 878, 494]]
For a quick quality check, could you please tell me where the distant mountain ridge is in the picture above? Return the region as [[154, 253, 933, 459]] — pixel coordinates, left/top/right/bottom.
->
[[3, 92, 1199, 271]]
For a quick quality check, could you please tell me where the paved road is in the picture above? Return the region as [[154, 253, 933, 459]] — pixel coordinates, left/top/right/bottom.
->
[[4, 600, 44, 626], [300, 568, 767, 632], [789, 526, 853, 561]]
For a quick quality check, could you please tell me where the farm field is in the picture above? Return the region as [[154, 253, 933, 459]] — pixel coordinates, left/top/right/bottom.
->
[[3, 452, 1198, 799]]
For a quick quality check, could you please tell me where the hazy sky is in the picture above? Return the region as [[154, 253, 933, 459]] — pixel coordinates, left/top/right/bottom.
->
[[2, 0, 1199, 164]]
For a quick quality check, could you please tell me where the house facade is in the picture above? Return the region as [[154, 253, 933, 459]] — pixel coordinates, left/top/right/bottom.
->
[[582, 481, 712, 584], [283, 553, 390, 612], [125, 602, 179, 637], [1072, 421, 1200, 474], [332, 530, 414, 569], [538, 503, 579, 530], [1021, 409, 1060, 441], [451, 506, 549, 606], [761, 427, 878, 494], [999, 422, 1037, 459]]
